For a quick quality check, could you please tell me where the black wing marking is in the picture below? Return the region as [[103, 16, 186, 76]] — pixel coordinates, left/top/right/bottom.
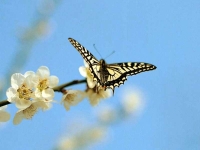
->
[[105, 62, 157, 91], [68, 38, 101, 84]]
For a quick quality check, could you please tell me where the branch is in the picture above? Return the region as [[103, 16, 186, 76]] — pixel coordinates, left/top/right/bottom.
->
[[0, 100, 11, 107], [53, 79, 87, 92], [0, 79, 87, 107]]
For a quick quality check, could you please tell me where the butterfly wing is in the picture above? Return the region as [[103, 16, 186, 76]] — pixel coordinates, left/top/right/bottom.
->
[[68, 38, 101, 84], [105, 62, 157, 92]]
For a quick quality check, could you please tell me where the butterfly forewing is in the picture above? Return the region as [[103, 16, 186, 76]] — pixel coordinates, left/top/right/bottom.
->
[[68, 38, 101, 84], [68, 38, 99, 67]]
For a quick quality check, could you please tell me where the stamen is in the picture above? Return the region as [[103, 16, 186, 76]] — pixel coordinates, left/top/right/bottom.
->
[[37, 79, 48, 91], [65, 93, 76, 103], [17, 84, 32, 100]]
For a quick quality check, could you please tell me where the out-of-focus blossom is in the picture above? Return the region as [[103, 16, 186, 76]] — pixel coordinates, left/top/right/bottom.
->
[[18, 20, 53, 41], [13, 100, 50, 125], [61, 90, 86, 111], [58, 138, 76, 150], [6, 72, 36, 109], [57, 127, 106, 150], [0, 106, 10, 122], [96, 104, 117, 124], [34, 66, 59, 102], [87, 88, 112, 106], [36, 21, 52, 39], [121, 88, 143, 115], [37, 0, 56, 15], [79, 60, 96, 88]]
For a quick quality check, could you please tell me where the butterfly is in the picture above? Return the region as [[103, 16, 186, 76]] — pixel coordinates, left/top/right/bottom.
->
[[68, 38, 157, 94]]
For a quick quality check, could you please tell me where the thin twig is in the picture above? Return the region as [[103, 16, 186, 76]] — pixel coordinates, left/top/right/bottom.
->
[[53, 79, 87, 92], [0, 100, 11, 107]]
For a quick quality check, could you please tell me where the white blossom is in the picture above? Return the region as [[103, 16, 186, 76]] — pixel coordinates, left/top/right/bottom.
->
[[34, 66, 59, 102], [61, 90, 86, 111], [0, 106, 10, 122], [6, 72, 36, 109], [79, 60, 96, 88]]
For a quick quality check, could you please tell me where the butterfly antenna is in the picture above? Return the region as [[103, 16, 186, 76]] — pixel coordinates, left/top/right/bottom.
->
[[93, 44, 103, 58], [105, 51, 115, 59]]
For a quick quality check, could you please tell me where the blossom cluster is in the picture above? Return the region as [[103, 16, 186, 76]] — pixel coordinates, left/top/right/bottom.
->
[[0, 61, 112, 125], [6, 66, 59, 124]]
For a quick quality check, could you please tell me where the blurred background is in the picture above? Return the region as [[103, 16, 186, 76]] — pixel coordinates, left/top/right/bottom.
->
[[0, 0, 200, 149]]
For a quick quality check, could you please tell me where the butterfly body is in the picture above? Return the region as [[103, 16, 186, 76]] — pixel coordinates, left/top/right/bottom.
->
[[68, 38, 157, 93], [98, 59, 109, 87]]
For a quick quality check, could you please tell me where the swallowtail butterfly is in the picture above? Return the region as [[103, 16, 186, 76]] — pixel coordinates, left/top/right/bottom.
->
[[68, 38, 157, 93]]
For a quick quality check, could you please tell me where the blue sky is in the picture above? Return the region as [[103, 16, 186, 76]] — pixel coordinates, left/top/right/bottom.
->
[[1, 0, 200, 150]]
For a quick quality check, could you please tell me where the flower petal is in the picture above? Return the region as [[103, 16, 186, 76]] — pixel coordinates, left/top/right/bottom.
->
[[87, 76, 96, 88], [35, 88, 42, 98], [37, 66, 50, 79], [63, 101, 70, 111], [15, 98, 32, 109], [11, 73, 25, 89], [24, 74, 38, 88], [85, 68, 97, 88], [6, 87, 18, 102], [13, 110, 24, 125], [48, 76, 59, 88], [42, 88, 54, 100], [24, 71, 35, 77], [33, 101, 52, 110], [83, 60, 89, 67], [79, 66, 87, 77]]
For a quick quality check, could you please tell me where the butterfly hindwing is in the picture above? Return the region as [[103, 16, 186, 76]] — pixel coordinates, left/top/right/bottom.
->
[[105, 67, 127, 91]]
